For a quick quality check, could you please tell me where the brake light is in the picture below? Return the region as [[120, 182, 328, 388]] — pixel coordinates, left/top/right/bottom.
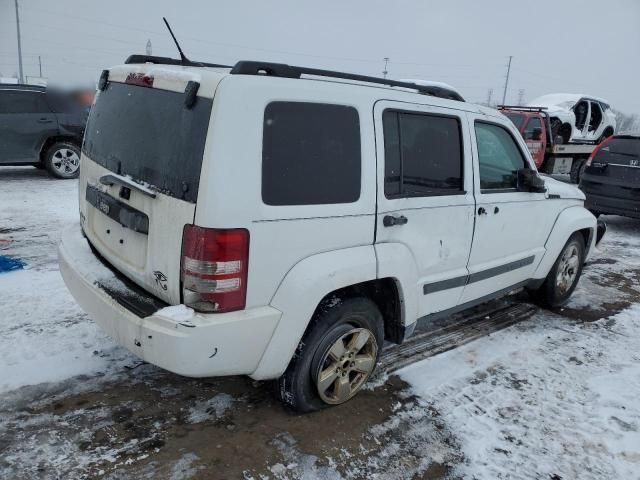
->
[[125, 72, 154, 87], [181, 225, 249, 313], [586, 135, 613, 166]]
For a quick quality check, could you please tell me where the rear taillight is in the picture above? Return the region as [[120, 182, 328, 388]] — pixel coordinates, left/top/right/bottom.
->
[[181, 225, 249, 313], [586, 135, 613, 166]]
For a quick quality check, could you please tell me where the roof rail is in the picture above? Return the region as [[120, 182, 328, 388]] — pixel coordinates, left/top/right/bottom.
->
[[125, 54, 232, 69], [122, 55, 465, 102], [497, 105, 548, 112], [230, 61, 465, 102]]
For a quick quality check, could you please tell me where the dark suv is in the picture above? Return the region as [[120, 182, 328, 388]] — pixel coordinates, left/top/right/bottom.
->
[[0, 84, 88, 179], [580, 134, 640, 219]]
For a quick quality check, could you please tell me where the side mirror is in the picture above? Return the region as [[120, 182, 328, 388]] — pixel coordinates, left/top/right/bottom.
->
[[517, 168, 546, 193], [531, 127, 543, 141]]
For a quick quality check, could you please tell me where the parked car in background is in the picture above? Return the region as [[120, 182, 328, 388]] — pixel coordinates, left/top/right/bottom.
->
[[527, 94, 616, 145], [59, 56, 598, 412], [0, 84, 88, 178], [580, 134, 640, 219]]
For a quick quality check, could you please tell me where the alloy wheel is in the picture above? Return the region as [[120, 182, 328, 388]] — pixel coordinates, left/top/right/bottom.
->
[[316, 327, 377, 405]]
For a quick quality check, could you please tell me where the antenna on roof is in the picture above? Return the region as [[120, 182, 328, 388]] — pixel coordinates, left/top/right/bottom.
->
[[162, 17, 190, 66]]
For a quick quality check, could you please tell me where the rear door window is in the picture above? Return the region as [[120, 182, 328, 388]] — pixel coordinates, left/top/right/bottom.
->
[[83, 82, 213, 203], [475, 122, 527, 191], [262, 102, 361, 206], [383, 110, 463, 197], [0, 90, 50, 114]]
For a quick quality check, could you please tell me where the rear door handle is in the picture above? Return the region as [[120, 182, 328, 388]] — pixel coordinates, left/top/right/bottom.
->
[[37, 118, 53, 123], [383, 215, 408, 227]]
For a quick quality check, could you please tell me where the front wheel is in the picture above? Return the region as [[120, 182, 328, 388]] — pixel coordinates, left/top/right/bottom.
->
[[277, 297, 383, 412], [529, 233, 585, 308], [44, 142, 80, 179]]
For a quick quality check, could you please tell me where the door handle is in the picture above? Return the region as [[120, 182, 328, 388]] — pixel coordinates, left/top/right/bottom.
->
[[383, 215, 408, 227], [477, 207, 487, 215], [38, 118, 53, 123]]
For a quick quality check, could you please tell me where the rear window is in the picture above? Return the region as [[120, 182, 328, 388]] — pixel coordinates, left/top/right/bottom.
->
[[0, 90, 50, 114], [83, 82, 213, 203], [595, 137, 640, 164], [504, 113, 525, 130], [262, 101, 361, 206]]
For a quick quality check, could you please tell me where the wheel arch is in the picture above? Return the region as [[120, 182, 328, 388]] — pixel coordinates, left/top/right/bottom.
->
[[251, 245, 407, 380], [39, 135, 81, 163], [532, 206, 597, 280]]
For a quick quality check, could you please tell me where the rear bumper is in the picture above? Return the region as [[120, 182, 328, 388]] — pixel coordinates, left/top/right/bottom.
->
[[583, 192, 640, 219], [58, 225, 281, 378]]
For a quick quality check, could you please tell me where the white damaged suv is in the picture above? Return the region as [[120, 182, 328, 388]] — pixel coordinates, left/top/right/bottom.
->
[[59, 56, 599, 412]]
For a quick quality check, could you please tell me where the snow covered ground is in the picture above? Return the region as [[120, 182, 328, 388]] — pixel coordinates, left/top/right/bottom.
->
[[1, 166, 640, 479]]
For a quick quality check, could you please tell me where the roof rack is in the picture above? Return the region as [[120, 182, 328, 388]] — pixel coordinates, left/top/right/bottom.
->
[[122, 55, 465, 102], [230, 61, 465, 102], [124, 54, 232, 69], [497, 105, 548, 112]]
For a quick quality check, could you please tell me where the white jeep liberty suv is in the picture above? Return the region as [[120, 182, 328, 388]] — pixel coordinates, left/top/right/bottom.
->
[[59, 56, 598, 412]]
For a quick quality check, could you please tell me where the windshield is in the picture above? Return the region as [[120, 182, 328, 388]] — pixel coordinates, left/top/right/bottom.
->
[[82, 81, 213, 203], [504, 113, 525, 130]]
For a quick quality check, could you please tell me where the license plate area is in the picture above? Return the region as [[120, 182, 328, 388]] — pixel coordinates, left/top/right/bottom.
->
[[86, 185, 149, 269]]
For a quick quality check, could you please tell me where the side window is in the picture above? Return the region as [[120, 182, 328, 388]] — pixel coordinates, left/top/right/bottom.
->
[[262, 102, 361, 206], [475, 122, 527, 191], [0, 91, 50, 114], [383, 110, 463, 198], [523, 117, 542, 140]]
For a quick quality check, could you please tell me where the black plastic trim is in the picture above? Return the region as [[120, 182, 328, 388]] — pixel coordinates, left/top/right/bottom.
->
[[85, 238, 168, 318], [86, 185, 149, 235], [423, 256, 536, 295], [418, 280, 532, 324], [230, 61, 465, 102], [125, 54, 232, 69]]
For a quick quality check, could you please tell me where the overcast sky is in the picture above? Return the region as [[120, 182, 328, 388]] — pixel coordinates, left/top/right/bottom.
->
[[1, 0, 639, 113]]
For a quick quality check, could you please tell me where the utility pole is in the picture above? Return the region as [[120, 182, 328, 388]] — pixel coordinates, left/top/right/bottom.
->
[[14, 0, 24, 83], [382, 57, 389, 79], [38, 55, 42, 78], [501, 55, 512, 105], [146, 39, 152, 56], [486, 88, 493, 107], [517, 88, 525, 106]]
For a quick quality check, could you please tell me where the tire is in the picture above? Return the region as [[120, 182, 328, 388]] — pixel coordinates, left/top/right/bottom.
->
[[529, 233, 585, 308], [570, 159, 585, 184], [44, 141, 80, 179], [277, 297, 384, 413], [559, 123, 572, 144]]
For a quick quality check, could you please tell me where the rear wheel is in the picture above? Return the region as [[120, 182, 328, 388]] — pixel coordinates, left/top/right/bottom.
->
[[277, 297, 383, 412], [44, 142, 80, 179], [559, 123, 572, 144], [570, 159, 585, 184], [529, 233, 585, 308]]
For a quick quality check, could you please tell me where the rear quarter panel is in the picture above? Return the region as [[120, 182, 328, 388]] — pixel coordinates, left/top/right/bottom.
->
[[194, 76, 378, 309]]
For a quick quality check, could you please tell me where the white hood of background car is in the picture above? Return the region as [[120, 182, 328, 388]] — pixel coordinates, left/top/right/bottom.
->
[[542, 175, 585, 200]]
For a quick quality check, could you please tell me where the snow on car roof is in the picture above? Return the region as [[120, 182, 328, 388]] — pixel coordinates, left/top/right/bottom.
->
[[528, 93, 610, 108], [399, 79, 463, 98]]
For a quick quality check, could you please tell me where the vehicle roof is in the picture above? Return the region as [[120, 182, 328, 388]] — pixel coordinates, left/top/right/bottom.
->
[[527, 93, 610, 107], [0, 83, 46, 92], [111, 61, 502, 119]]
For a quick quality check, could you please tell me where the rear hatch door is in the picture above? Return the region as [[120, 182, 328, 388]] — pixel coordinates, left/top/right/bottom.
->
[[79, 68, 217, 304]]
